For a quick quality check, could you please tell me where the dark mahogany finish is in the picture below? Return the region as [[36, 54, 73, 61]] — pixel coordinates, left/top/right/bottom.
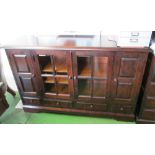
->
[[6, 47, 150, 121], [137, 55, 155, 123]]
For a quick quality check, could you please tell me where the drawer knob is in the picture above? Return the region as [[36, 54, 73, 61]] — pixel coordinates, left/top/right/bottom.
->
[[56, 102, 59, 105], [114, 78, 117, 82], [69, 76, 73, 79], [90, 104, 93, 108], [120, 107, 124, 111]]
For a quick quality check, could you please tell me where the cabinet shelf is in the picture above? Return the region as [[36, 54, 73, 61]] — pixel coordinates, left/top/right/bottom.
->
[[46, 84, 69, 94], [42, 63, 68, 74], [44, 77, 55, 83], [56, 78, 68, 84], [55, 66, 68, 73], [42, 63, 53, 72], [78, 67, 91, 77], [43, 77, 68, 84]]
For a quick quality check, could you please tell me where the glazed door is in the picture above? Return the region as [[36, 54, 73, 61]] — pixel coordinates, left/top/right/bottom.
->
[[6, 49, 39, 97], [112, 52, 147, 105], [73, 50, 113, 104], [33, 50, 73, 100]]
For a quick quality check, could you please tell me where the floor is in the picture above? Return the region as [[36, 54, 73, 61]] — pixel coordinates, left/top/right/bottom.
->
[[0, 92, 135, 124]]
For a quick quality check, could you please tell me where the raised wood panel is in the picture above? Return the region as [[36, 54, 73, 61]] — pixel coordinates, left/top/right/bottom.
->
[[20, 77, 35, 92], [119, 58, 137, 77], [147, 83, 155, 97], [14, 54, 30, 72], [116, 81, 132, 99]]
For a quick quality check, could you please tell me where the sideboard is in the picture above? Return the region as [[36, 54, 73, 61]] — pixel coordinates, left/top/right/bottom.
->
[[137, 53, 155, 123], [5, 46, 151, 121]]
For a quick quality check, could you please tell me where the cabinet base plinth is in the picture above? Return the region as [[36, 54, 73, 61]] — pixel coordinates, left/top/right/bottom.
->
[[136, 118, 155, 124], [23, 105, 135, 122]]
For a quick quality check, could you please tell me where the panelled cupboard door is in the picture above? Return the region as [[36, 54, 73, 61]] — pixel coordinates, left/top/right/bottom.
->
[[111, 52, 147, 105], [33, 50, 73, 100], [139, 57, 155, 120], [72, 50, 113, 104], [6, 49, 39, 97]]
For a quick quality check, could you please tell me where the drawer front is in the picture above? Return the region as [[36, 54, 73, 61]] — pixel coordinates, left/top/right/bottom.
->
[[111, 104, 134, 114], [42, 100, 72, 108], [23, 98, 40, 105], [144, 97, 155, 109], [120, 31, 152, 38], [74, 102, 107, 112], [117, 37, 151, 47], [141, 109, 155, 120]]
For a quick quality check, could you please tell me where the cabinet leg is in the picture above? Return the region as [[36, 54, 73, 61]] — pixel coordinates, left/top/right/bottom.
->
[[7, 86, 16, 97]]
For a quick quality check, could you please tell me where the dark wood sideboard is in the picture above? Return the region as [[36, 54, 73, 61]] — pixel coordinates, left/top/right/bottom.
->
[[137, 53, 155, 123], [5, 47, 151, 121]]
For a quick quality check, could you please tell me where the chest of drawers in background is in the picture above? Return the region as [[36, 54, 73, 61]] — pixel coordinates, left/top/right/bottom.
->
[[117, 31, 152, 47]]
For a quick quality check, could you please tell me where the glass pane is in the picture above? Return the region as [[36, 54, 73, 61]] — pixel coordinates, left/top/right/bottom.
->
[[93, 80, 106, 97], [54, 54, 68, 75], [78, 79, 91, 96], [38, 55, 53, 73], [56, 77, 68, 84], [93, 57, 108, 78], [57, 84, 69, 94], [78, 57, 91, 76], [44, 83, 56, 93], [43, 77, 54, 84]]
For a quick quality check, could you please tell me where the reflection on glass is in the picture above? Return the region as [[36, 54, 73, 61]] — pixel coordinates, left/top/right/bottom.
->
[[78, 57, 91, 76], [44, 83, 56, 93], [78, 79, 91, 96], [93, 57, 108, 78], [54, 54, 68, 75], [57, 84, 69, 94], [93, 80, 106, 97]]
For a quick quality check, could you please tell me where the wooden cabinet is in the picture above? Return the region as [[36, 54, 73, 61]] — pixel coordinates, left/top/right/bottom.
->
[[137, 55, 155, 123], [6, 48, 150, 121]]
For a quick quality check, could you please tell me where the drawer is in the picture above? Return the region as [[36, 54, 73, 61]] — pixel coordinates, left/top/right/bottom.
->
[[74, 102, 93, 111], [144, 97, 155, 109], [111, 105, 134, 114], [23, 98, 40, 105], [42, 100, 72, 108], [142, 109, 155, 120], [120, 31, 152, 38], [74, 102, 107, 112], [93, 104, 107, 112], [117, 37, 151, 47]]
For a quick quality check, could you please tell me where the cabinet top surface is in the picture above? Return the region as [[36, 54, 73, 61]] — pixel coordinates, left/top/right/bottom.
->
[[1, 35, 151, 52]]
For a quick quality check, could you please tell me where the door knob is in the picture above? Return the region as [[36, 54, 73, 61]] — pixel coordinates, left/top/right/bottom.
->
[[69, 76, 73, 79], [114, 78, 117, 82]]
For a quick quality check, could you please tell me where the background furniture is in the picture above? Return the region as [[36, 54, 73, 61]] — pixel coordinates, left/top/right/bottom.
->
[[6, 47, 150, 121], [137, 54, 155, 123], [0, 82, 9, 116]]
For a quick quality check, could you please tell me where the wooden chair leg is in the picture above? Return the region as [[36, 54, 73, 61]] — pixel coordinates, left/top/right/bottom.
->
[[7, 86, 16, 97]]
